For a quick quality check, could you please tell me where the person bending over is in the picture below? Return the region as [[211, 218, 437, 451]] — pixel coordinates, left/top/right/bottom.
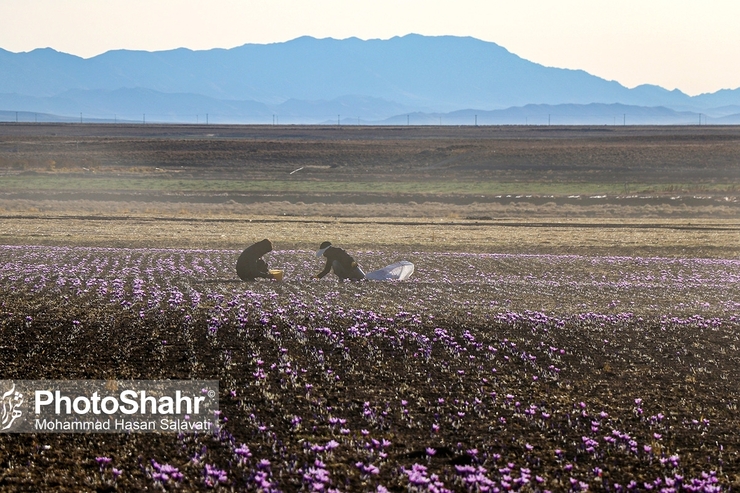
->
[[236, 239, 275, 281], [315, 241, 365, 280]]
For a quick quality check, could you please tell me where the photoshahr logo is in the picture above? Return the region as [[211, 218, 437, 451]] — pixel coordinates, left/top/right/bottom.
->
[[1, 382, 24, 431], [0, 380, 219, 433]]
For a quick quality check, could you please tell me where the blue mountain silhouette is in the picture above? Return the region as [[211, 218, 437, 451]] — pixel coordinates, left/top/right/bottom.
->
[[1, 35, 738, 123]]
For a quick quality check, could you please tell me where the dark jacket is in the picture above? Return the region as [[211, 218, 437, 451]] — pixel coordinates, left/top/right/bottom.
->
[[236, 239, 273, 281], [317, 246, 357, 279]]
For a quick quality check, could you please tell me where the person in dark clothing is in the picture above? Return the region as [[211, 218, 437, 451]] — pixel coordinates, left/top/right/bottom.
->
[[315, 241, 366, 280], [236, 239, 275, 281]]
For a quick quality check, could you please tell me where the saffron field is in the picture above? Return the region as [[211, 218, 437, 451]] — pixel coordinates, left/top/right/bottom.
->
[[1, 245, 740, 491]]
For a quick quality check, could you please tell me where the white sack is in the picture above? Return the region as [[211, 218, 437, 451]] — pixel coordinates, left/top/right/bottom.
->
[[365, 261, 415, 281]]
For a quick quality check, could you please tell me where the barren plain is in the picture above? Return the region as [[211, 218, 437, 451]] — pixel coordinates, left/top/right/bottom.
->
[[1, 122, 739, 256]]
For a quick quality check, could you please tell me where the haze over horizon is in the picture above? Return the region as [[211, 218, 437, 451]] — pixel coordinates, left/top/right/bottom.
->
[[2, 0, 740, 97]]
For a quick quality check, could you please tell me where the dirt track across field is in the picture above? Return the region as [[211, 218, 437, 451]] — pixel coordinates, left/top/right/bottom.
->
[[1, 214, 738, 258]]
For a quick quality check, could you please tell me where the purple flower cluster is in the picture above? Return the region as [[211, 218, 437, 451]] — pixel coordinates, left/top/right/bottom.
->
[[402, 463, 452, 493], [150, 460, 184, 485], [203, 463, 228, 488]]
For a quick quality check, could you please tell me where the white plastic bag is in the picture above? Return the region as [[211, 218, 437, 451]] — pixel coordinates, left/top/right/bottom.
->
[[365, 261, 415, 281]]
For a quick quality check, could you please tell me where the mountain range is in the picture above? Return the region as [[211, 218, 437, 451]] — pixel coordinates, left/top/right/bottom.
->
[[1, 34, 739, 124]]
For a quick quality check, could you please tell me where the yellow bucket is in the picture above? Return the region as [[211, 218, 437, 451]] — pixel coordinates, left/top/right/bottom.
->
[[269, 269, 284, 281]]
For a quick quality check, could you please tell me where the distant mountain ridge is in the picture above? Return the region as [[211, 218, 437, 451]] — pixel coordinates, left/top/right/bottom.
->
[[0, 89, 417, 124], [1, 34, 739, 123], [5, 98, 739, 126], [379, 103, 736, 126]]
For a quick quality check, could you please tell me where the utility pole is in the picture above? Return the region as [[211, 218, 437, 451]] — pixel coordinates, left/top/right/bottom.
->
[[338, 114, 340, 126], [407, 115, 409, 126], [548, 114, 550, 126], [80, 113, 83, 124], [143, 114, 146, 124], [16, 111, 18, 123], [206, 113, 209, 125], [475, 115, 478, 126], [623, 114, 626, 126]]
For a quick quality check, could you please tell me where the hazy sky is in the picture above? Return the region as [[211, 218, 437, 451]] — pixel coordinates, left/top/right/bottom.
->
[[2, 0, 739, 96]]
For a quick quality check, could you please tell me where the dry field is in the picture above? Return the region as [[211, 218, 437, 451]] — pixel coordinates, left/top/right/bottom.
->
[[1, 122, 739, 257], [2, 123, 740, 191]]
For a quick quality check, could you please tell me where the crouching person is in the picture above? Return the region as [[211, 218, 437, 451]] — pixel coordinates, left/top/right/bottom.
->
[[236, 239, 275, 281], [315, 241, 365, 280]]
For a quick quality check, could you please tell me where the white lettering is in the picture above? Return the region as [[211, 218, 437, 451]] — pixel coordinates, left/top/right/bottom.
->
[[158, 396, 173, 414], [30, 385, 213, 421], [194, 396, 205, 414], [35, 391, 53, 414], [56, 391, 72, 414], [114, 419, 156, 431], [140, 392, 157, 414], [91, 392, 101, 414], [34, 419, 111, 431], [160, 418, 213, 431], [72, 396, 90, 414], [176, 391, 191, 414], [100, 396, 119, 414], [119, 390, 138, 414]]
